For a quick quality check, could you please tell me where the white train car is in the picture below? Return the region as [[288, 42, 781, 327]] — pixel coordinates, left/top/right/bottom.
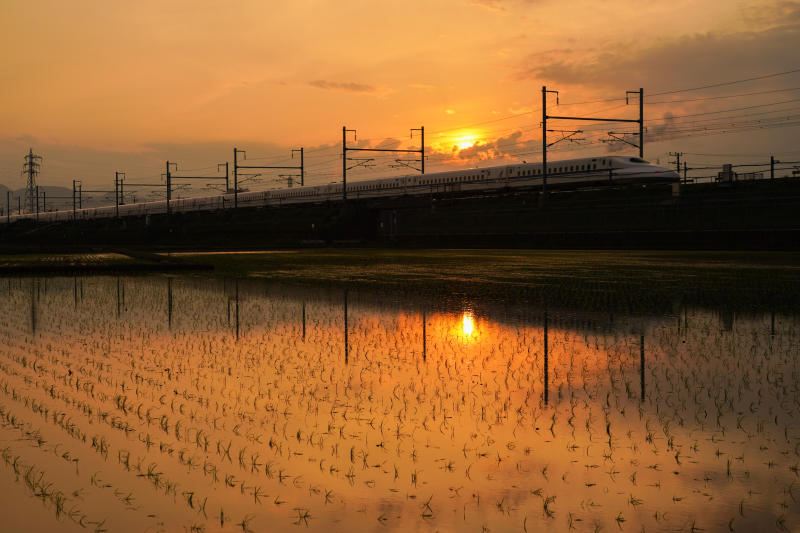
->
[[3, 156, 678, 224]]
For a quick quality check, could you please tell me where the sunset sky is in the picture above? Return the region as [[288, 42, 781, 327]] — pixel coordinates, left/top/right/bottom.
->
[[1, 0, 799, 201]]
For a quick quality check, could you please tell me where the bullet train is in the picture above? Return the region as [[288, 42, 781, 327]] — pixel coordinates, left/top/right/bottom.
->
[[3, 156, 678, 223]]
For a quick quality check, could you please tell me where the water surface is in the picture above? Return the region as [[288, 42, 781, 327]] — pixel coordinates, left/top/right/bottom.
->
[[0, 270, 798, 532]]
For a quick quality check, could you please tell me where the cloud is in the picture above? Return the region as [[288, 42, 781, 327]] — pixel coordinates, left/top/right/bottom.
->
[[645, 111, 676, 143], [442, 130, 538, 161], [375, 138, 402, 150], [470, 0, 507, 11], [515, 21, 800, 92], [739, 1, 800, 29], [470, 0, 540, 11], [308, 80, 377, 93]]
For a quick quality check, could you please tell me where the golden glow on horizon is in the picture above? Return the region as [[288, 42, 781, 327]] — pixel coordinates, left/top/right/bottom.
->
[[0, 1, 785, 188], [450, 131, 480, 151]]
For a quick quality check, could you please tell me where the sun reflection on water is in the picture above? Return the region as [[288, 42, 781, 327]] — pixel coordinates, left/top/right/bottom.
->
[[462, 311, 475, 337], [1, 277, 798, 533]]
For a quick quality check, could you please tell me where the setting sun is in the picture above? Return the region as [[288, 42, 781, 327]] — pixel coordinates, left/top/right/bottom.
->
[[449, 131, 480, 151]]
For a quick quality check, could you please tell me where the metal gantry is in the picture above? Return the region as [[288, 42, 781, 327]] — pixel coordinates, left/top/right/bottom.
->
[[72, 180, 81, 220], [341, 126, 425, 203], [115, 172, 126, 218], [165, 161, 229, 213], [233, 148, 304, 209], [542, 86, 644, 197]]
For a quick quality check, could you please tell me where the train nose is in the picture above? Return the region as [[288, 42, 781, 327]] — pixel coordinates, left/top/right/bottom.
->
[[651, 168, 680, 180]]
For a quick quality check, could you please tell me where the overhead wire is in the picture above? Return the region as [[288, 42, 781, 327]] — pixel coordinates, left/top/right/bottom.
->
[[20, 68, 800, 194], [649, 68, 800, 96]]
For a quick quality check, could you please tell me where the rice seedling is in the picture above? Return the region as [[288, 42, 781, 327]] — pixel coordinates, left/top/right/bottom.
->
[[0, 272, 797, 532]]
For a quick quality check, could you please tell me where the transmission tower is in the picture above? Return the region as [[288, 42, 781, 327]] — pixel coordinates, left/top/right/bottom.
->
[[22, 148, 42, 214]]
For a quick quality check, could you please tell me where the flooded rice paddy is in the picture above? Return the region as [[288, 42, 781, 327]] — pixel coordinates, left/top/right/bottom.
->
[[1, 270, 799, 532]]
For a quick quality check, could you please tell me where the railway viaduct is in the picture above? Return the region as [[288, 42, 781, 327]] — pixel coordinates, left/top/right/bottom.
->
[[1, 178, 799, 250]]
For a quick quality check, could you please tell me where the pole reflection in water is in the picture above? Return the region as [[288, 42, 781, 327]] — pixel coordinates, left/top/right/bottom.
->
[[422, 308, 427, 362], [167, 278, 173, 329], [640, 333, 646, 401], [0, 276, 796, 533], [543, 308, 549, 405], [343, 290, 349, 365], [29, 278, 37, 335]]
